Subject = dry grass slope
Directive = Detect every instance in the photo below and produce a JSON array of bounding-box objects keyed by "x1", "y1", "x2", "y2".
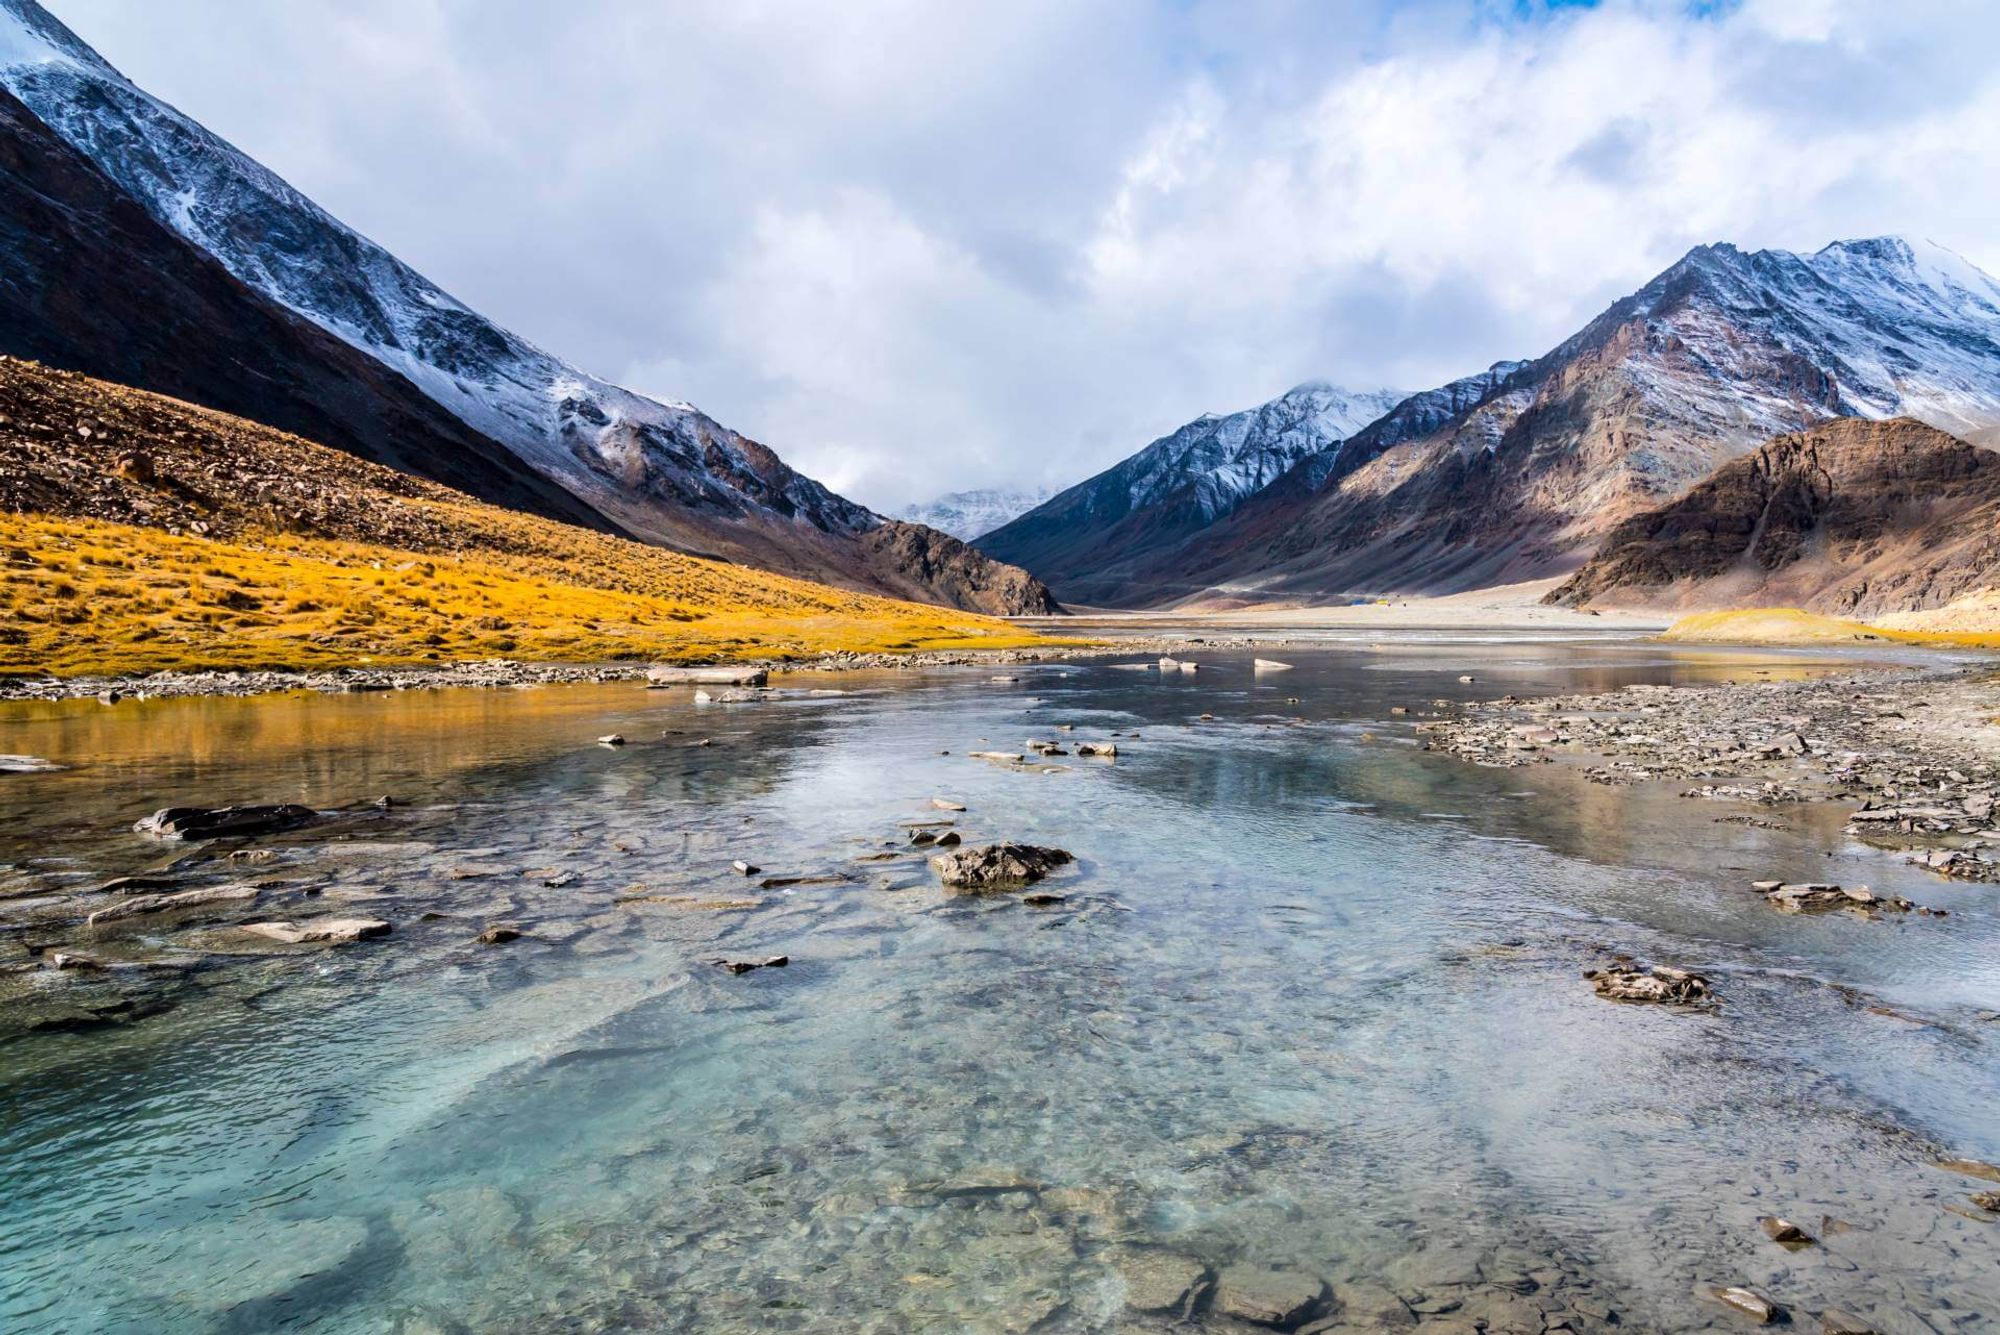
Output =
[
  {"x1": 0, "y1": 359, "x2": 1071, "y2": 677},
  {"x1": 1659, "y1": 608, "x2": 2000, "y2": 651}
]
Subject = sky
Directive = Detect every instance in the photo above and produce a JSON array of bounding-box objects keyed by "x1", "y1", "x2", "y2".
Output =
[{"x1": 49, "y1": 0, "x2": 2000, "y2": 511}]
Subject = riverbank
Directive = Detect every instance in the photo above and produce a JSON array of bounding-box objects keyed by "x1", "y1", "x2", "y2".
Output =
[{"x1": 1417, "y1": 659, "x2": 2000, "y2": 883}]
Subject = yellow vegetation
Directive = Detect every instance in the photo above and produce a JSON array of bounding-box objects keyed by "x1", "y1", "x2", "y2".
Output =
[
  {"x1": 1659, "y1": 607, "x2": 2000, "y2": 651},
  {"x1": 0, "y1": 513, "x2": 1074, "y2": 678}
]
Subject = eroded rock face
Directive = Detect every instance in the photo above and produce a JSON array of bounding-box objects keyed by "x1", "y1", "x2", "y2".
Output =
[
  {"x1": 1550, "y1": 418, "x2": 2000, "y2": 616},
  {"x1": 855, "y1": 520, "x2": 1061, "y2": 616},
  {"x1": 930, "y1": 843, "x2": 1073, "y2": 893}
]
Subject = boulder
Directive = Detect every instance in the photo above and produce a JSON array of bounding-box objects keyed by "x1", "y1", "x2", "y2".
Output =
[
  {"x1": 133, "y1": 804, "x2": 318, "y2": 840},
  {"x1": 476, "y1": 926, "x2": 522, "y2": 945},
  {"x1": 931, "y1": 843, "x2": 1073, "y2": 893},
  {"x1": 1759, "y1": 1215, "x2": 1814, "y2": 1247},
  {"x1": 1585, "y1": 961, "x2": 1715, "y2": 1006},
  {"x1": 241, "y1": 918, "x2": 390, "y2": 945}
]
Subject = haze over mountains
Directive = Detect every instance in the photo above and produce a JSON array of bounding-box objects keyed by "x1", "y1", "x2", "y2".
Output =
[
  {"x1": 987, "y1": 237, "x2": 2000, "y2": 609},
  {"x1": 0, "y1": 0, "x2": 1054, "y2": 616}
]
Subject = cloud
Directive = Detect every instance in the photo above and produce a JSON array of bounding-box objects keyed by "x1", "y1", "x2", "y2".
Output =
[{"x1": 47, "y1": 0, "x2": 2000, "y2": 508}]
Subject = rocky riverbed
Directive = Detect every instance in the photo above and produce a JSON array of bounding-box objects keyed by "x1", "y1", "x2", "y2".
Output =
[
  {"x1": 1417, "y1": 662, "x2": 2000, "y2": 888},
  {"x1": 0, "y1": 635, "x2": 1303, "y2": 703}
]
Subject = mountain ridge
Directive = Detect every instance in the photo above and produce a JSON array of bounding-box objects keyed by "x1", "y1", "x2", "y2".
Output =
[{"x1": 0, "y1": 0, "x2": 1054, "y2": 615}]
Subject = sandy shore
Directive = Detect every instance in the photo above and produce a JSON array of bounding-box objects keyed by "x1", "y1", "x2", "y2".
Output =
[{"x1": 1027, "y1": 578, "x2": 1672, "y2": 633}]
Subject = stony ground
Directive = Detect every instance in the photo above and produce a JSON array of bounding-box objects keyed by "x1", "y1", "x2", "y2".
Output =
[{"x1": 1417, "y1": 662, "x2": 2000, "y2": 884}]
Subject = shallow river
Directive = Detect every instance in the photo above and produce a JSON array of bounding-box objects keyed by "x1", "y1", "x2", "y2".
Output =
[{"x1": 1, "y1": 637, "x2": 1996, "y2": 1333}]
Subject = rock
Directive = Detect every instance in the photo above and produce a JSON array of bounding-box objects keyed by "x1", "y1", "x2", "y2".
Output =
[
  {"x1": 1212, "y1": 1265, "x2": 1328, "y2": 1329},
  {"x1": 476, "y1": 926, "x2": 522, "y2": 945},
  {"x1": 731, "y1": 860, "x2": 760, "y2": 876},
  {"x1": 1113, "y1": 1250, "x2": 1210, "y2": 1317},
  {"x1": 911, "y1": 831, "x2": 938, "y2": 847},
  {"x1": 1254, "y1": 659, "x2": 1294, "y2": 671},
  {"x1": 1971, "y1": 1190, "x2": 2000, "y2": 1212},
  {"x1": 1331, "y1": 1281, "x2": 1415, "y2": 1329},
  {"x1": 935, "y1": 832, "x2": 961, "y2": 848},
  {"x1": 1585, "y1": 961, "x2": 1715, "y2": 1006},
  {"x1": 240, "y1": 917, "x2": 390, "y2": 945},
  {"x1": 47, "y1": 951, "x2": 104, "y2": 970},
  {"x1": 1759, "y1": 1215, "x2": 1814, "y2": 1247},
  {"x1": 711, "y1": 954, "x2": 789, "y2": 975},
  {"x1": 646, "y1": 665, "x2": 767, "y2": 686},
  {"x1": 931, "y1": 843, "x2": 1074, "y2": 893},
  {"x1": 693, "y1": 687, "x2": 763, "y2": 703},
  {"x1": 0, "y1": 755, "x2": 63, "y2": 773},
  {"x1": 1075, "y1": 743, "x2": 1117, "y2": 757},
  {"x1": 931, "y1": 798, "x2": 967, "y2": 811},
  {"x1": 1708, "y1": 1286, "x2": 1781, "y2": 1324},
  {"x1": 1819, "y1": 1309, "x2": 1876, "y2": 1335},
  {"x1": 1021, "y1": 892, "x2": 1067, "y2": 906},
  {"x1": 597, "y1": 734, "x2": 625, "y2": 746},
  {"x1": 1935, "y1": 1157, "x2": 2000, "y2": 1183},
  {"x1": 133, "y1": 803, "x2": 318, "y2": 840},
  {"x1": 86, "y1": 883, "x2": 260, "y2": 925},
  {"x1": 1458, "y1": 675, "x2": 1477, "y2": 683}
]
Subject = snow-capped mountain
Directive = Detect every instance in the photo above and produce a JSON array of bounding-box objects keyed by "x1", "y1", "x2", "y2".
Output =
[
  {"x1": 978, "y1": 380, "x2": 1402, "y2": 601},
  {"x1": 895, "y1": 487, "x2": 1056, "y2": 541},
  {"x1": 1147, "y1": 237, "x2": 2000, "y2": 604},
  {"x1": 0, "y1": 0, "x2": 1054, "y2": 613}
]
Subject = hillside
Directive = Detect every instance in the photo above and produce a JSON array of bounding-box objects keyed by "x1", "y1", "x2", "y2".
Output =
[
  {"x1": 0, "y1": 357, "x2": 1058, "y2": 677},
  {"x1": 1547, "y1": 417, "x2": 2000, "y2": 617},
  {"x1": 0, "y1": 0, "x2": 1052, "y2": 616},
  {"x1": 1026, "y1": 238, "x2": 2000, "y2": 606}
]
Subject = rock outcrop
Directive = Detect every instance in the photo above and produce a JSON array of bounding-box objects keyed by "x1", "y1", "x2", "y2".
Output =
[{"x1": 1547, "y1": 418, "x2": 2000, "y2": 617}]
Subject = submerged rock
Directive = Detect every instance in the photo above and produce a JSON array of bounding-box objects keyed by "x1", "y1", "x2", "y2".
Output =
[
  {"x1": 1585, "y1": 961, "x2": 1715, "y2": 1006},
  {"x1": 1820, "y1": 1309, "x2": 1876, "y2": 1335},
  {"x1": 1113, "y1": 1250, "x2": 1210, "y2": 1317},
  {"x1": 476, "y1": 925, "x2": 522, "y2": 945},
  {"x1": 711, "y1": 955, "x2": 789, "y2": 975},
  {"x1": 133, "y1": 804, "x2": 318, "y2": 840},
  {"x1": 86, "y1": 883, "x2": 260, "y2": 925},
  {"x1": 1212, "y1": 1264, "x2": 1328, "y2": 1329},
  {"x1": 1936, "y1": 1156, "x2": 2000, "y2": 1183},
  {"x1": 240, "y1": 917, "x2": 390, "y2": 945},
  {"x1": 931, "y1": 843, "x2": 1073, "y2": 893},
  {"x1": 1759, "y1": 1215, "x2": 1815, "y2": 1247},
  {"x1": 1708, "y1": 1285, "x2": 1781, "y2": 1324}
]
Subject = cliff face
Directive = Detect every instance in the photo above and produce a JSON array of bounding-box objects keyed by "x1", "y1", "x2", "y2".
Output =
[
  {"x1": 1548, "y1": 417, "x2": 2000, "y2": 617},
  {"x1": 856, "y1": 522, "x2": 1061, "y2": 616}
]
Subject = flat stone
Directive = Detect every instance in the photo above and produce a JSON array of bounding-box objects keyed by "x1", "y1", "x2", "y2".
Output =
[
  {"x1": 240, "y1": 917, "x2": 389, "y2": 945},
  {"x1": 87, "y1": 883, "x2": 260, "y2": 925},
  {"x1": 1332, "y1": 1281, "x2": 1415, "y2": 1329},
  {"x1": 1213, "y1": 1265, "x2": 1328, "y2": 1329},
  {"x1": 1113, "y1": 1250, "x2": 1210, "y2": 1316},
  {"x1": 1708, "y1": 1285, "x2": 1781, "y2": 1324},
  {"x1": 931, "y1": 798, "x2": 967, "y2": 811},
  {"x1": 1936, "y1": 1157, "x2": 2000, "y2": 1183},
  {"x1": 646, "y1": 665, "x2": 767, "y2": 686}
]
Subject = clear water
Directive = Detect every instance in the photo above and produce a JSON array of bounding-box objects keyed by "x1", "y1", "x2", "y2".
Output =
[{"x1": 1, "y1": 639, "x2": 1996, "y2": 1333}]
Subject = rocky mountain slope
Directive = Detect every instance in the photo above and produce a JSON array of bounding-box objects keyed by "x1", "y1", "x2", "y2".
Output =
[
  {"x1": 0, "y1": 0, "x2": 1052, "y2": 615},
  {"x1": 979, "y1": 380, "x2": 1401, "y2": 604},
  {"x1": 1546, "y1": 417, "x2": 2000, "y2": 618},
  {"x1": 896, "y1": 487, "x2": 1054, "y2": 541},
  {"x1": 1026, "y1": 237, "x2": 2000, "y2": 606},
  {"x1": 0, "y1": 353, "x2": 1050, "y2": 675}
]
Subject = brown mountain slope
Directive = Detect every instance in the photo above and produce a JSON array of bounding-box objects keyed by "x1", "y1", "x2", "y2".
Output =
[
  {"x1": 1547, "y1": 418, "x2": 2000, "y2": 616},
  {"x1": 0, "y1": 354, "x2": 1059, "y2": 675},
  {"x1": 0, "y1": 87, "x2": 614, "y2": 535},
  {"x1": 0, "y1": 85, "x2": 1053, "y2": 615}
]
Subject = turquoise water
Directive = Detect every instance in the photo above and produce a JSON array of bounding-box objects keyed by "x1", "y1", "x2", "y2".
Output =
[{"x1": 1, "y1": 640, "x2": 1996, "y2": 1332}]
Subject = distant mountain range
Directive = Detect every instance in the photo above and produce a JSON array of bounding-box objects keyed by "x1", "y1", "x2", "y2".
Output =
[
  {"x1": 986, "y1": 236, "x2": 2000, "y2": 608},
  {"x1": 979, "y1": 381, "x2": 1403, "y2": 605},
  {"x1": 0, "y1": 0, "x2": 1054, "y2": 615},
  {"x1": 895, "y1": 488, "x2": 1055, "y2": 541}
]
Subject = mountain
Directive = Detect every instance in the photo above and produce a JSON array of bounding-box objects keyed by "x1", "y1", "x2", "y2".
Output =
[
  {"x1": 1107, "y1": 236, "x2": 2000, "y2": 606},
  {"x1": 896, "y1": 487, "x2": 1056, "y2": 541},
  {"x1": 1547, "y1": 417, "x2": 2000, "y2": 618},
  {"x1": 0, "y1": 0, "x2": 1053, "y2": 616},
  {"x1": 979, "y1": 380, "x2": 1403, "y2": 605}
]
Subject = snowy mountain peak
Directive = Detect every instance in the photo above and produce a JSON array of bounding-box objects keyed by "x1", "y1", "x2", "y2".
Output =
[
  {"x1": 896, "y1": 487, "x2": 1057, "y2": 542},
  {"x1": 0, "y1": 0, "x2": 113, "y2": 75}
]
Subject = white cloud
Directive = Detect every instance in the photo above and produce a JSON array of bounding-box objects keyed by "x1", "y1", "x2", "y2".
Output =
[{"x1": 45, "y1": 0, "x2": 2000, "y2": 509}]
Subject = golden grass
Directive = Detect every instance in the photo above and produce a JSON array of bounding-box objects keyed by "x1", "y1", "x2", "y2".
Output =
[
  {"x1": 0, "y1": 513, "x2": 1077, "y2": 678},
  {"x1": 1659, "y1": 607, "x2": 2000, "y2": 651}
]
